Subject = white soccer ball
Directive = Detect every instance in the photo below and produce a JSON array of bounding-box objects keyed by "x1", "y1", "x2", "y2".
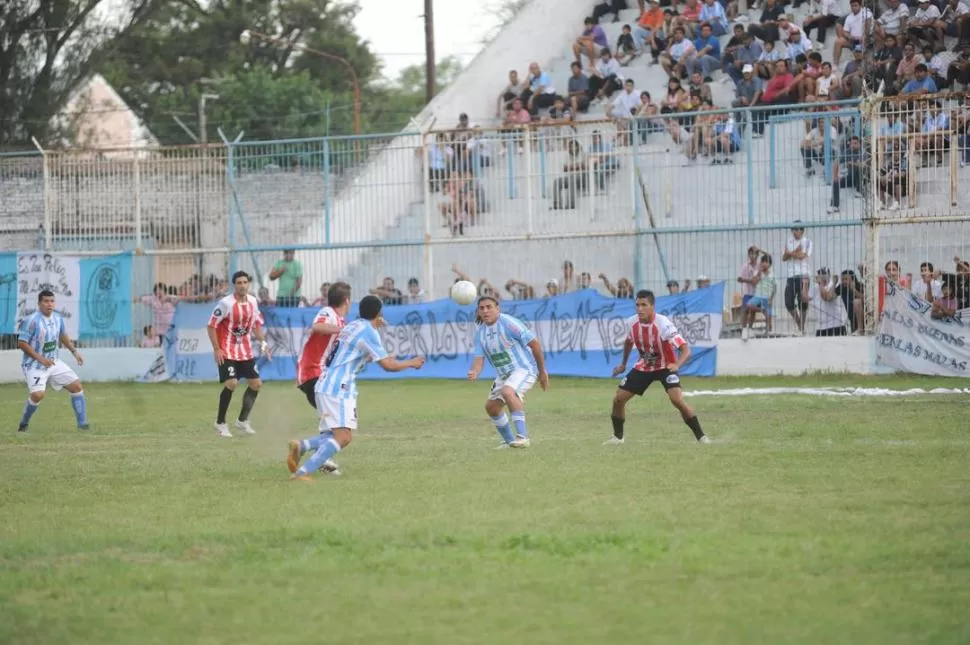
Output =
[
  {"x1": 239, "y1": 30, "x2": 252, "y2": 45},
  {"x1": 451, "y1": 280, "x2": 478, "y2": 306}
]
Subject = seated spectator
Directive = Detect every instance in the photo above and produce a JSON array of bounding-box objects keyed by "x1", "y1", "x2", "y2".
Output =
[
  {"x1": 755, "y1": 39, "x2": 785, "y2": 80},
  {"x1": 755, "y1": 60, "x2": 797, "y2": 135},
  {"x1": 871, "y1": 34, "x2": 903, "y2": 94},
  {"x1": 723, "y1": 29, "x2": 763, "y2": 87},
  {"x1": 660, "y1": 75, "x2": 688, "y2": 117},
  {"x1": 921, "y1": 45, "x2": 949, "y2": 88},
  {"x1": 907, "y1": 0, "x2": 943, "y2": 52},
  {"x1": 803, "y1": 0, "x2": 841, "y2": 46},
  {"x1": 574, "y1": 17, "x2": 609, "y2": 64},
  {"x1": 953, "y1": 0, "x2": 970, "y2": 48},
  {"x1": 672, "y1": 0, "x2": 703, "y2": 37},
  {"x1": 592, "y1": 0, "x2": 628, "y2": 25},
  {"x1": 687, "y1": 71, "x2": 713, "y2": 105},
  {"x1": 785, "y1": 26, "x2": 813, "y2": 67},
  {"x1": 616, "y1": 24, "x2": 638, "y2": 65},
  {"x1": 566, "y1": 62, "x2": 591, "y2": 114},
  {"x1": 747, "y1": 0, "x2": 787, "y2": 45},
  {"x1": 686, "y1": 102, "x2": 718, "y2": 160},
  {"x1": 900, "y1": 63, "x2": 938, "y2": 95},
  {"x1": 523, "y1": 62, "x2": 557, "y2": 114},
  {"x1": 828, "y1": 134, "x2": 866, "y2": 213},
  {"x1": 733, "y1": 64, "x2": 764, "y2": 134},
  {"x1": 634, "y1": 91, "x2": 664, "y2": 142},
  {"x1": 834, "y1": 0, "x2": 873, "y2": 66},
  {"x1": 816, "y1": 62, "x2": 839, "y2": 99},
  {"x1": 667, "y1": 86, "x2": 703, "y2": 144},
  {"x1": 699, "y1": 0, "x2": 729, "y2": 37},
  {"x1": 608, "y1": 79, "x2": 641, "y2": 145},
  {"x1": 502, "y1": 98, "x2": 532, "y2": 152},
  {"x1": 712, "y1": 111, "x2": 741, "y2": 163},
  {"x1": 794, "y1": 51, "x2": 824, "y2": 101},
  {"x1": 544, "y1": 95, "x2": 573, "y2": 124},
  {"x1": 588, "y1": 48, "x2": 623, "y2": 102},
  {"x1": 895, "y1": 42, "x2": 921, "y2": 92},
  {"x1": 551, "y1": 139, "x2": 587, "y2": 210},
  {"x1": 877, "y1": 147, "x2": 909, "y2": 211},
  {"x1": 685, "y1": 22, "x2": 722, "y2": 80},
  {"x1": 589, "y1": 130, "x2": 619, "y2": 191},
  {"x1": 800, "y1": 113, "x2": 839, "y2": 176},
  {"x1": 948, "y1": 46, "x2": 970, "y2": 93},
  {"x1": 875, "y1": 0, "x2": 909, "y2": 48},
  {"x1": 661, "y1": 26, "x2": 695, "y2": 78},
  {"x1": 634, "y1": 0, "x2": 666, "y2": 62},
  {"x1": 496, "y1": 70, "x2": 525, "y2": 118},
  {"x1": 914, "y1": 101, "x2": 950, "y2": 164}
]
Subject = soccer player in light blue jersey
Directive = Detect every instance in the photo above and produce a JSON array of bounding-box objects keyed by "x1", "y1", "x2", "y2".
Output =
[
  {"x1": 17, "y1": 290, "x2": 89, "y2": 432},
  {"x1": 287, "y1": 295, "x2": 425, "y2": 480},
  {"x1": 467, "y1": 295, "x2": 549, "y2": 449}
]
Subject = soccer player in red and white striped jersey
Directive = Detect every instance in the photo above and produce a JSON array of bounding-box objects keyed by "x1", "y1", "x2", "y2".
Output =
[
  {"x1": 296, "y1": 282, "x2": 351, "y2": 409},
  {"x1": 606, "y1": 289, "x2": 710, "y2": 445},
  {"x1": 206, "y1": 271, "x2": 271, "y2": 438}
]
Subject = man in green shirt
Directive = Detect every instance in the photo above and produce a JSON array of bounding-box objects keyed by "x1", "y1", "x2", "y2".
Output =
[{"x1": 269, "y1": 249, "x2": 303, "y2": 308}]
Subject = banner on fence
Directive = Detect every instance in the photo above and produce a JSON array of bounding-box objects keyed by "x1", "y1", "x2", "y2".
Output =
[
  {"x1": 166, "y1": 284, "x2": 724, "y2": 382},
  {"x1": 876, "y1": 282, "x2": 969, "y2": 377},
  {"x1": 0, "y1": 252, "x2": 133, "y2": 339}
]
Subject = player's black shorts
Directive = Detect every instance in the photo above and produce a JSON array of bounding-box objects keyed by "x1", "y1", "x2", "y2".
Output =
[
  {"x1": 297, "y1": 377, "x2": 318, "y2": 408},
  {"x1": 619, "y1": 368, "x2": 682, "y2": 396},
  {"x1": 784, "y1": 276, "x2": 809, "y2": 312},
  {"x1": 218, "y1": 359, "x2": 259, "y2": 383}
]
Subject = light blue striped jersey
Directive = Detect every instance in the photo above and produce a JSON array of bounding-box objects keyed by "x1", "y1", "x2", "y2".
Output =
[
  {"x1": 473, "y1": 313, "x2": 537, "y2": 379},
  {"x1": 315, "y1": 319, "x2": 388, "y2": 399},
  {"x1": 18, "y1": 311, "x2": 65, "y2": 371}
]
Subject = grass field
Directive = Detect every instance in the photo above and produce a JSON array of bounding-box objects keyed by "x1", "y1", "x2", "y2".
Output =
[{"x1": 1, "y1": 374, "x2": 969, "y2": 645}]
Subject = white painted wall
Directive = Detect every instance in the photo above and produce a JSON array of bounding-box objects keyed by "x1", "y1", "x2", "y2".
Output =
[
  {"x1": 0, "y1": 339, "x2": 896, "y2": 384},
  {"x1": 294, "y1": 0, "x2": 597, "y2": 293}
]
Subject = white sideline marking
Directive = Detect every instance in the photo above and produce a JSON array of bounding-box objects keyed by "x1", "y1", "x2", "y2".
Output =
[{"x1": 682, "y1": 387, "x2": 970, "y2": 398}]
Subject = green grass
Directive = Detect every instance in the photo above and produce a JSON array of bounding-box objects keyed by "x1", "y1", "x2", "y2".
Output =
[{"x1": 1, "y1": 374, "x2": 969, "y2": 645}]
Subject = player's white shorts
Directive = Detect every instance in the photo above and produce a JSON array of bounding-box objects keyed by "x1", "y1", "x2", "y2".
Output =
[
  {"x1": 23, "y1": 360, "x2": 79, "y2": 394},
  {"x1": 488, "y1": 368, "x2": 537, "y2": 402},
  {"x1": 315, "y1": 393, "x2": 358, "y2": 431}
]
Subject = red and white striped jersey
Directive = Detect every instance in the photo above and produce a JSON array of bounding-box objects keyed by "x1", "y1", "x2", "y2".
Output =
[
  {"x1": 296, "y1": 306, "x2": 344, "y2": 385},
  {"x1": 208, "y1": 294, "x2": 264, "y2": 361},
  {"x1": 626, "y1": 313, "x2": 686, "y2": 372}
]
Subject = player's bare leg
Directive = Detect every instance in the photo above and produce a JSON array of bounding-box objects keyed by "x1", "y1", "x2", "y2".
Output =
[
  {"x1": 607, "y1": 389, "x2": 635, "y2": 444},
  {"x1": 501, "y1": 387, "x2": 530, "y2": 448},
  {"x1": 667, "y1": 387, "x2": 709, "y2": 443},
  {"x1": 215, "y1": 378, "x2": 237, "y2": 437},
  {"x1": 64, "y1": 379, "x2": 89, "y2": 430},
  {"x1": 235, "y1": 377, "x2": 260, "y2": 436},
  {"x1": 486, "y1": 397, "x2": 515, "y2": 448}
]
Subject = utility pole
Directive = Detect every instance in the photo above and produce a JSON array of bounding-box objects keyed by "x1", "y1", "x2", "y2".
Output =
[{"x1": 423, "y1": 0, "x2": 436, "y2": 104}]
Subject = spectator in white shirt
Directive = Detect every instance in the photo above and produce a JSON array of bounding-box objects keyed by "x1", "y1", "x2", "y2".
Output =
[
  {"x1": 919, "y1": 262, "x2": 944, "y2": 303},
  {"x1": 907, "y1": 0, "x2": 943, "y2": 52},
  {"x1": 834, "y1": 0, "x2": 873, "y2": 66},
  {"x1": 803, "y1": 0, "x2": 842, "y2": 46},
  {"x1": 782, "y1": 222, "x2": 812, "y2": 334},
  {"x1": 609, "y1": 79, "x2": 640, "y2": 145},
  {"x1": 588, "y1": 48, "x2": 623, "y2": 102},
  {"x1": 661, "y1": 27, "x2": 696, "y2": 79},
  {"x1": 920, "y1": 45, "x2": 949, "y2": 87},
  {"x1": 808, "y1": 268, "x2": 848, "y2": 336},
  {"x1": 875, "y1": 0, "x2": 909, "y2": 47}
]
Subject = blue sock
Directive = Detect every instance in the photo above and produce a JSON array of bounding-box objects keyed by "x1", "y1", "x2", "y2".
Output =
[
  {"x1": 491, "y1": 414, "x2": 514, "y2": 444},
  {"x1": 297, "y1": 434, "x2": 341, "y2": 475},
  {"x1": 70, "y1": 391, "x2": 87, "y2": 427},
  {"x1": 301, "y1": 432, "x2": 329, "y2": 454},
  {"x1": 511, "y1": 411, "x2": 527, "y2": 438},
  {"x1": 20, "y1": 399, "x2": 39, "y2": 427}
]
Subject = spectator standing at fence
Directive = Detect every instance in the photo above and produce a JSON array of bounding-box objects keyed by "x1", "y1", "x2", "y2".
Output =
[
  {"x1": 836, "y1": 269, "x2": 864, "y2": 333},
  {"x1": 269, "y1": 249, "x2": 303, "y2": 308},
  {"x1": 782, "y1": 222, "x2": 812, "y2": 335},
  {"x1": 134, "y1": 282, "x2": 178, "y2": 346},
  {"x1": 404, "y1": 278, "x2": 426, "y2": 304},
  {"x1": 829, "y1": 134, "x2": 867, "y2": 213},
  {"x1": 808, "y1": 268, "x2": 848, "y2": 336},
  {"x1": 918, "y1": 262, "x2": 944, "y2": 305},
  {"x1": 371, "y1": 277, "x2": 403, "y2": 306},
  {"x1": 737, "y1": 245, "x2": 761, "y2": 311},
  {"x1": 742, "y1": 253, "x2": 776, "y2": 339},
  {"x1": 948, "y1": 257, "x2": 970, "y2": 310}
]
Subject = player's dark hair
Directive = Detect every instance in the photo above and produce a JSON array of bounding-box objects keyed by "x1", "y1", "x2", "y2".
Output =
[
  {"x1": 231, "y1": 271, "x2": 250, "y2": 284},
  {"x1": 635, "y1": 289, "x2": 655, "y2": 304},
  {"x1": 474, "y1": 295, "x2": 500, "y2": 325},
  {"x1": 38, "y1": 289, "x2": 54, "y2": 302},
  {"x1": 327, "y1": 281, "x2": 351, "y2": 308},
  {"x1": 359, "y1": 295, "x2": 383, "y2": 320}
]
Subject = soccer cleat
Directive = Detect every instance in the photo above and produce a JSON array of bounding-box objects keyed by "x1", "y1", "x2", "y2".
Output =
[
  {"x1": 603, "y1": 436, "x2": 625, "y2": 445},
  {"x1": 509, "y1": 436, "x2": 531, "y2": 449},
  {"x1": 320, "y1": 460, "x2": 342, "y2": 476},
  {"x1": 495, "y1": 442, "x2": 511, "y2": 450},
  {"x1": 699, "y1": 436, "x2": 713, "y2": 444},
  {"x1": 214, "y1": 422, "x2": 232, "y2": 438},
  {"x1": 18, "y1": 424, "x2": 28, "y2": 433},
  {"x1": 77, "y1": 424, "x2": 89, "y2": 431},
  {"x1": 287, "y1": 440, "x2": 304, "y2": 473},
  {"x1": 235, "y1": 420, "x2": 256, "y2": 436}
]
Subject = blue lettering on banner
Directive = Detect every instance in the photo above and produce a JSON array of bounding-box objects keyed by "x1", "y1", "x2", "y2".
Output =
[
  {"x1": 168, "y1": 284, "x2": 725, "y2": 382},
  {"x1": 0, "y1": 253, "x2": 17, "y2": 334}
]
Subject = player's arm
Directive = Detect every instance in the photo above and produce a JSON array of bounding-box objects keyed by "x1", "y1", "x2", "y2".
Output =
[
  {"x1": 527, "y1": 338, "x2": 549, "y2": 390},
  {"x1": 207, "y1": 303, "x2": 228, "y2": 364},
  {"x1": 58, "y1": 329, "x2": 84, "y2": 366},
  {"x1": 252, "y1": 310, "x2": 271, "y2": 359},
  {"x1": 468, "y1": 329, "x2": 485, "y2": 380},
  {"x1": 612, "y1": 337, "x2": 634, "y2": 376},
  {"x1": 671, "y1": 340, "x2": 691, "y2": 372},
  {"x1": 311, "y1": 318, "x2": 342, "y2": 335}
]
